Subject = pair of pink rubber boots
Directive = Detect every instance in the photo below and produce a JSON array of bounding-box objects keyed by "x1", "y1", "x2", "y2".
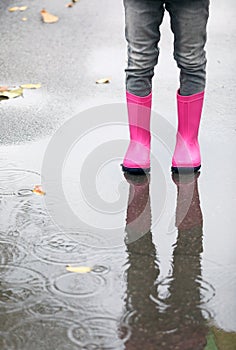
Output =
[{"x1": 122, "y1": 90, "x2": 204, "y2": 173}]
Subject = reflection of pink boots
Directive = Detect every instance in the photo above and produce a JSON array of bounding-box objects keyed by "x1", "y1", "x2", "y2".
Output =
[
  {"x1": 124, "y1": 173, "x2": 151, "y2": 244},
  {"x1": 122, "y1": 91, "x2": 152, "y2": 174},
  {"x1": 172, "y1": 90, "x2": 204, "y2": 173}
]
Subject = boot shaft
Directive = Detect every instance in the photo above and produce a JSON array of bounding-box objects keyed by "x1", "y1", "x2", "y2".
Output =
[
  {"x1": 177, "y1": 90, "x2": 204, "y2": 142},
  {"x1": 126, "y1": 91, "x2": 152, "y2": 145}
]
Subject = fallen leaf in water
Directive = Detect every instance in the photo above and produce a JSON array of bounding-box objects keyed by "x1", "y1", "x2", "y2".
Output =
[
  {"x1": 20, "y1": 83, "x2": 41, "y2": 89},
  {"x1": 8, "y1": 6, "x2": 20, "y2": 12},
  {"x1": 41, "y1": 9, "x2": 59, "y2": 23},
  {"x1": 66, "y1": 2, "x2": 74, "y2": 7},
  {"x1": 96, "y1": 78, "x2": 110, "y2": 84},
  {"x1": 0, "y1": 87, "x2": 23, "y2": 99},
  {"x1": 22, "y1": 17, "x2": 27, "y2": 21},
  {"x1": 33, "y1": 185, "x2": 46, "y2": 196},
  {"x1": 19, "y1": 6, "x2": 27, "y2": 11},
  {"x1": 8, "y1": 6, "x2": 27, "y2": 12},
  {"x1": 66, "y1": 265, "x2": 92, "y2": 273}
]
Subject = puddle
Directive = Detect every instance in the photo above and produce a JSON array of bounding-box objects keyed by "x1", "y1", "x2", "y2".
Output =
[
  {"x1": 4, "y1": 318, "x2": 86, "y2": 350},
  {"x1": 32, "y1": 232, "x2": 90, "y2": 265},
  {"x1": 0, "y1": 265, "x2": 46, "y2": 314},
  {"x1": 68, "y1": 316, "x2": 131, "y2": 349},
  {"x1": 0, "y1": 168, "x2": 40, "y2": 197},
  {"x1": 50, "y1": 271, "x2": 107, "y2": 298},
  {"x1": 0, "y1": 238, "x2": 27, "y2": 265},
  {"x1": 0, "y1": 156, "x2": 235, "y2": 350}
]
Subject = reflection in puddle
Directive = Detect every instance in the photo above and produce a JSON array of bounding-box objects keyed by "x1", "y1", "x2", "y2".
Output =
[
  {"x1": 0, "y1": 169, "x2": 40, "y2": 196},
  {"x1": 0, "y1": 238, "x2": 27, "y2": 265},
  {"x1": 50, "y1": 271, "x2": 107, "y2": 298},
  {"x1": 8, "y1": 318, "x2": 86, "y2": 350},
  {"x1": 0, "y1": 169, "x2": 53, "y2": 243},
  {"x1": 123, "y1": 172, "x2": 215, "y2": 349},
  {"x1": 33, "y1": 233, "x2": 89, "y2": 264},
  {"x1": 0, "y1": 265, "x2": 46, "y2": 314},
  {"x1": 0, "y1": 167, "x2": 235, "y2": 349},
  {"x1": 69, "y1": 317, "x2": 131, "y2": 349},
  {"x1": 28, "y1": 297, "x2": 68, "y2": 317}
]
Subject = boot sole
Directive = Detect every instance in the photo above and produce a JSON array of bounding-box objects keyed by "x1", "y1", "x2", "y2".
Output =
[
  {"x1": 171, "y1": 165, "x2": 201, "y2": 174},
  {"x1": 121, "y1": 164, "x2": 150, "y2": 175}
]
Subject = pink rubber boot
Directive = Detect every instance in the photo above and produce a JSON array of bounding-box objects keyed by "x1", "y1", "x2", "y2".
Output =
[
  {"x1": 122, "y1": 91, "x2": 152, "y2": 174},
  {"x1": 172, "y1": 90, "x2": 204, "y2": 173}
]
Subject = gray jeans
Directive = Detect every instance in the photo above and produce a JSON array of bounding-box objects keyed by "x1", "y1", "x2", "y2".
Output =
[{"x1": 124, "y1": 0, "x2": 210, "y2": 96}]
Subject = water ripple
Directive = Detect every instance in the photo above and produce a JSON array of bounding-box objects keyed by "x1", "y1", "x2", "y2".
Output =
[
  {"x1": 28, "y1": 297, "x2": 70, "y2": 317},
  {"x1": 150, "y1": 275, "x2": 216, "y2": 317},
  {"x1": 65, "y1": 230, "x2": 111, "y2": 249},
  {"x1": 0, "y1": 265, "x2": 46, "y2": 314},
  {"x1": 50, "y1": 271, "x2": 106, "y2": 298},
  {"x1": 32, "y1": 233, "x2": 90, "y2": 264},
  {"x1": 0, "y1": 168, "x2": 40, "y2": 197},
  {"x1": 0, "y1": 238, "x2": 27, "y2": 265},
  {"x1": 2, "y1": 318, "x2": 86, "y2": 350},
  {"x1": 0, "y1": 168, "x2": 55, "y2": 239},
  {"x1": 68, "y1": 316, "x2": 131, "y2": 349},
  {"x1": 0, "y1": 333, "x2": 20, "y2": 350}
]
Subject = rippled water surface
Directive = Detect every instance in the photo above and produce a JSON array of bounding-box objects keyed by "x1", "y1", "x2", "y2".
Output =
[{"x1": 0, "y1": 152, "x2": 236, "y2": 350}]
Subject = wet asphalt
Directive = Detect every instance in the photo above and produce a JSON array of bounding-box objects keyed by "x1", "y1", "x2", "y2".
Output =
[{"x1": 0, "y1": 0, "x2": 236, "y2": 349}]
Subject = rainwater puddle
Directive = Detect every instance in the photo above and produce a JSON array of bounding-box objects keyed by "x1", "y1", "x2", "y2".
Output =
[
  {"x1": 0, "y1": 265, "x2": 46, "y2": 314},
  {"x1": 0, "y1": 160, "x2": 235, "y2": 350},
  {"x1": 0, "y1": 168, "x2": 40, "y2": 197},
  {"x1": 50, "y1": 271, "x2": 107, "y2": 298},
  {"x1": 1, "y1": 126, "x2": 236, "y2": 350},
  {"x1": 2, "y1": 318, "x2": 86, "y2": 350},
  {"x1": 68, "y1": 316, "x2": 131, "y2": 349},
  {"x1": 0, "y1": 238, "x2": 27, "y2": 265}
]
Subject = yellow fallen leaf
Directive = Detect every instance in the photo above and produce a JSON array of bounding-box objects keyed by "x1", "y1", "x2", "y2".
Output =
[
  {"x1": 0, "y1": 87, "x2": 23, "y2": 99},
  {"x1": 8, "y1": 7, "x2": 20, "y2": 12},
  {"x1": 33, "y1": 185, "x2": 46, "y2": 196},
  {"x1": 20, "y1": 83, "x2": 41, "y2": 89},
  {"x1": 19, "y1": 6, "x2": 27, "y2": 11},
  {"x1": 41, "y1": 9, "x2": 59, "y2": 24},
  {"x1": 8, "y1": 6, "x2": 27, "y2": 12},
  {"x1": 22, "y1": 17, "x2": 27, "y2": 21},
  {"x1": 66, "y1": 265, "x2": 92, "y2": 273},
  {"x1": 96, "y1": 78, "x2": 110, "y2": 84}
]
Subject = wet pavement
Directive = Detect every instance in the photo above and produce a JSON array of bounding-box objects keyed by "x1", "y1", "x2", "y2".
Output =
[{"x1": 1, "y1": 0, "x2": 236, "y2": 349}]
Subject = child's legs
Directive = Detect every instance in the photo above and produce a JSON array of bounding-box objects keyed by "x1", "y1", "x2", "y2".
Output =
[
  {"x1": 124, "y1": 0, "x2": 165, "y2": 96},
  {"x1": 166, "y1": 0, "x2": 209, "y2": 96}
]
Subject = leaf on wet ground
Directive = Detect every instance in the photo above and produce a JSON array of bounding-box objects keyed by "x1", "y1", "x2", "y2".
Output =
[
  {"x1": 19, "y1": 6, "x2": 27, "y2": 11},
  {"x1": 0, "y1": 84, "x2": 41, "y2": 101},
  {"x1": 8, "y1": 6, "x2": 28, "y2": 12},
  {"x1": 8, "y1": 6, "x2": 19, "y2": 12},
  {"x1": 66, "y1": 265, "x2": 92, "y2": 274},
  {"x1": 0, "y1": 87, "x2": 23, "y2": 99},
  {"x1": 22, "y1": 17, "x2": 27, "y2": 21},
  {"x1": 20, "y1": 83, "x2": 41, "y2": 89},
  {"x1": 33, "y1": 185, "x2": 46, "y2": 196},
  {"x1": 41, "y1": 9, "x2": 59, "y2": 23},
  {"x1": 96, "y1": 78, "x2": 110, "y2": 84}
]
